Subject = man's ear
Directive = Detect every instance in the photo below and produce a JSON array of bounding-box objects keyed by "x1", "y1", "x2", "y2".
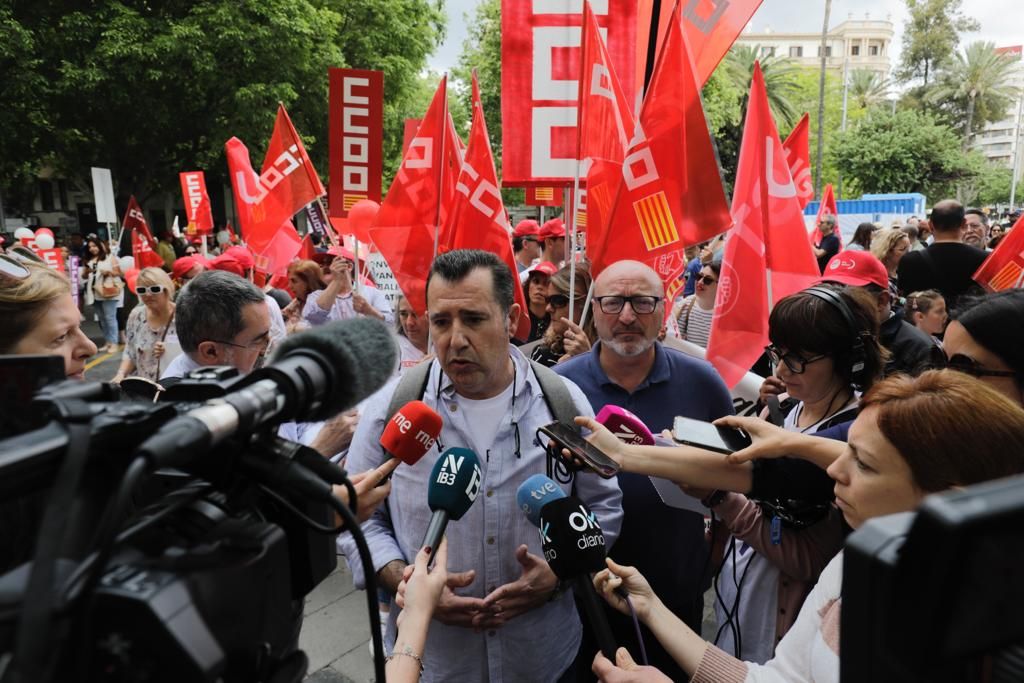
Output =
[
  {"x1": 507, "y1": 302, "x2": 522, "y2": 335},
  {"x1": 196, "y1": 341, "x2": 221, "y2": 363}
]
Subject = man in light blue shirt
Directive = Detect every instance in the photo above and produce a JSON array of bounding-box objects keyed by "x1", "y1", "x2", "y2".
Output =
[{"x1": 338, "y1": 250, "x2": 622, "y2": 682}]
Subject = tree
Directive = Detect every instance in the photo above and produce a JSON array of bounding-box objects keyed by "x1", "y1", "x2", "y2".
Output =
[
  {"x1": 847, "y1": 70, "x2": 891, "y2": 111},
  {"x1": 897, "y1": 0, "x2": 979, "y2": 85},
  {"x1": 1, "y1": 0, "x2": 445, "y2": 221},
  {"x1": 830, "y1": 109, "x2": 975, "y2": 199},
  {"x1": 724, "y1": 44, "x2": 801, "y2": 129},
  {"x1": 972, "y1": 162, "x2": 1014, "y2": 206},
  {"x1": 926, "y1": 41, "x2": 1019, "y2": 148}
]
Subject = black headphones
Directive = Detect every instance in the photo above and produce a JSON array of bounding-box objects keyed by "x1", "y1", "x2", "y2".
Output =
[{"x1": 803, "y1": 285, "x2": 869, "y2": 390}]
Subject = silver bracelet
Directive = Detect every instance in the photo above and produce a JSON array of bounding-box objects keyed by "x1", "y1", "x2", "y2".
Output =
[{"x1": 385, "y1": 647, "x2": 424, "y2": 675}]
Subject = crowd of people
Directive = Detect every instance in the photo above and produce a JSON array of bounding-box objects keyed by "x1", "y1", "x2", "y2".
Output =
[{"x1": 1, "y1": 196, "x2": 1023, "y2": 683}]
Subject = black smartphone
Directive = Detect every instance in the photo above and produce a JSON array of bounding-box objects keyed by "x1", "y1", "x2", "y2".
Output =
[
  {"x1": 538, "y1": 421, "x2": 621, "y2": 479},
  {"x1": 672, "y1": 416, "x2": 752, "y2": 454}
]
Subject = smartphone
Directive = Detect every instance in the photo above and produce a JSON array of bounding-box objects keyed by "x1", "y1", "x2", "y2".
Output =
[
  {"x1": 672, "y1": 416, "x2": 751, "y2": 454},
  {"x1": 538, "y1": 421, "x2": 621, "y2": 479}
]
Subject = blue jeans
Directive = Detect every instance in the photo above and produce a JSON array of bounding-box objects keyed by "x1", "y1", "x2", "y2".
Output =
[{"x1": 95, "y1": 299, "x2": 119, "y2": 345}]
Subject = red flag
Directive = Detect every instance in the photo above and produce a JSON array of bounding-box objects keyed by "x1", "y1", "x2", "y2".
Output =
[
  {"x1": 973, "y1": 215, "x2": 1024, "y2": 291},
  {"x1": 263, "y1": 104, "x2": 326, "y2": 211},
  {"x1": 122, "y1": 195, "x2": 165, "y2": 269},
  {"x1": 782, "y1": 113, "x2": 813, "y2": 209},
  {"x1": 592, "y1": 11, "x2": 731, "y2": 301},
  {"x1": 810, "y1": 183, "x2": 841, "y2": 248},
  {"x1": 369, "y1": 76, "x2": 450, "y2": 314},
  {"x1": 706, "y1": 62, "x2": 820, "y2": 388},
  {"x1": 576, "y1": 0, "x2": 635, "y2": 254},
  {"x1": 446, "y1": 72, "x2": 531, "y2": 341},
  {"x1": 298, "y1": 234, "x2": 316, "y2": 261},
  {"x1": 179, "y1": 171, "x2": 215, "y2": 236},
  {"x1": 225, "y1": 137, "x2": 303, "y2": 274}
]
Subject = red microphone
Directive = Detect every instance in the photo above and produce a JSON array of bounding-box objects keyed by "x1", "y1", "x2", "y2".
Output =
[
  {"x1": 380, "y1": 400, "x2": 443, "y2": 466},
  {"x1": 595, "y1": 405, "x2": 655, "y2": 445}
]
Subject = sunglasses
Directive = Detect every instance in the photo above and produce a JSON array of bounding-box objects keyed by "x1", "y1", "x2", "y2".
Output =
[
  {"x1": 545, "y1": 294, "x2": 582, "y2": 308},
  {"x1": 0, "y1": 254, "x2": 31, "y2": 281},
  {"x1": 697, "y1": 275, "x2": 718, "y2": 286},
  {"x1": 135, "y1": 285, "x2": 167, "y2": 295},
  {"x1": 942, "y1": 353, "x2": 1017, "y2": 379},
  {"x1": 764, "y1": 345, "x2": 829, "y2": 374}
]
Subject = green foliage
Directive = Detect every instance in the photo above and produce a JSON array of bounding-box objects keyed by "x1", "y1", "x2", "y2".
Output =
[
  {"x1": 926, "y1": 41, "x2": 1020, "y2": 142},
  {"x1": 972, "y1": 162, "x2": 1014, "y2": 206},
  {"x1": 2, "y1": 0, "x2": 445, "y2": 216},
  {"x1": 830, "y1": 109, "x2": 975, "y2": 198},
  {"x1": 847, "y1": 70, "x2": 891, "y2": 111},
  {"x1": 897, "y1": 0, "x2": 979, "y2": 85},
  {"x1": 724, "y1": 44, "x2": 802, "y2": 130}
]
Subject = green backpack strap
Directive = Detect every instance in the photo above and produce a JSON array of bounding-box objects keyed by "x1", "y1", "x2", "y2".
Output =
[
  {"x1": 385, "y1": 360, "x2": 434, "y2": 424},
  {"x1": 528, "y1": 360, "x2": 579, "y2": 428}
]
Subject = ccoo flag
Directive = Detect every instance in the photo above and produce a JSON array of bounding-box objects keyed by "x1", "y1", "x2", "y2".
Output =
[
  {"x1": 782, "y1": 113, "x2": 813, "y2": 209},
  {"x1": 446, "y1": 72, "x2": 531, "y2": 341},
  {"x1": 592, "y1": 9, "x2": 731, "y2": 301},
  {"x1": 122, "y1": 196, "x2": 165, "y2": 269},
  {"x1": 706, "y1": 62, "x2": 820, "y2": 388}
]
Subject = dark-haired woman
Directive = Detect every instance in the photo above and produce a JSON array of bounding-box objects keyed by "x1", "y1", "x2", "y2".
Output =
[
  {"x1": 844, "y1": 222, "x2": 876, "y2": 252},
  {"x1": 530, "y1": 263, "x2": 595, "y2": 367},
  {"x1": 944, "y1": 289, "x2": 1024, "y2": 406},
  {"x1": 81, "y1": 236, "x2": 122, "y2": 353}
]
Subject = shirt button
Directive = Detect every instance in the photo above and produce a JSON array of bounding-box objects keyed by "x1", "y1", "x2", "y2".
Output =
[
  {"x1": 449, "y1": 404, "x2": 458, "y2": 412},
  {"x1": 486, "y1": 489, "x2": 494, "y2": 498},
  {"x1": 487, "y1": 536, "x2": 495, "y2": 545}
]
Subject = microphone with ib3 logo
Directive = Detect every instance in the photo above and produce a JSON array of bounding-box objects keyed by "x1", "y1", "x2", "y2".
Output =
[
  {"x1": 421, "y1": 447, "x2": 483, "y2": 564},
  {"x1": 520, "y1": 478, "x2": 618, "y2": 660}
]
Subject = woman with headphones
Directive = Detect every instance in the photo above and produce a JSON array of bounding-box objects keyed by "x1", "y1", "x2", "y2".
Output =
[{"x1": 689, "y1": 285, "x2": 888, "y2": 664}]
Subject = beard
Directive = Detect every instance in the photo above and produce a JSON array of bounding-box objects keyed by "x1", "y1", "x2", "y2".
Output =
[{"x1": 603, "y1": 335, "x2": 655, "y2": 358}]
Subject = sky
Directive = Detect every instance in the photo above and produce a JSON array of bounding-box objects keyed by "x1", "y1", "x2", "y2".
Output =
[{"x1": 427, "y1": 0, "x2": 1022, "y2": 75}]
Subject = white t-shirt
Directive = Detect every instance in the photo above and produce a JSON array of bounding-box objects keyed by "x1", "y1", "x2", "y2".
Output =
[
  {"x1": 397, "y1": 334, "x2": 427, "y2": 374},
  {"x1": 452, "y1": 380, "x2": 515, "y2": 457}
]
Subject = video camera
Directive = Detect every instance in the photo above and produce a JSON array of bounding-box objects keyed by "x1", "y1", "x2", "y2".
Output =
[{"x1": 0, "y1": 318, "x2": 397, "y2": 683}]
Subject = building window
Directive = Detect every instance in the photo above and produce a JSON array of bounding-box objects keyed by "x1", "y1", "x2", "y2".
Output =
[
  {"x1": 38, "y1": 180, "x2": 54, "y2": 212},
  {"x1": 869, "y1": 45, "x2": 879, "y2": 56},
  {"x1": 760, "y1": 46, "x2": 775, "y2": 58},
  {"x1": 817, "y1": 45, "x2": 832, "y2": 57},
  {"x1": 58, "y1": 180, "x2": 69, "y2": 211},
  {"x1": 789, "y1": 46, "x2": 803, "y2": 57},
  {"x1": 851, "y1": 45, "x2": 860, "y2": 56}
]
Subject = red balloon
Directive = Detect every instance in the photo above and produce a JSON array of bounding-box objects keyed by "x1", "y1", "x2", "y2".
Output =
[{"x1": 348, "y1": 200, "x2": 380, "y2": 242}]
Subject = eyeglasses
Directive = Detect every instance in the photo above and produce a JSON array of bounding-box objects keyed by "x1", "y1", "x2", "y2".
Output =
[
  {"x1": 135, "y1": 285, "x2": 167, "y2": 295},
  {"x1": 697, "y1": 275, "x2": 718, "y2": 286},
  {"x1": 207, "y1": 334, "x2": 271, "y2": 352},
  {"x1": 942, "y1": 353, "x2": 1017, "y2": 379},
  {"x1": 593, "y1": 295, "x2": 662, "y2": 315},
  {"x1": 765, "y1": 345, "x2": 829, "y2": 374}
]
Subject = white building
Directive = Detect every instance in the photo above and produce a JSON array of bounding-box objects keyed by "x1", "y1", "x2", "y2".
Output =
[
  {"x1": 970, "y1": 45, "x2": 1024, "y2": 173},
  {"x1": 736, "y1": 13, "x2": 894, "y2": 80}
]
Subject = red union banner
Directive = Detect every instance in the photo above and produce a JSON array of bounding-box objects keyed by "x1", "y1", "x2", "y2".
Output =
[
  {"x1": 179, "y1": 171, "x2": 214, "y2": 236},
  {"x1": 329, "y1": 68, "x2": 384, "y2": 217},
  {"x1": 501, "y1": 0, "x2": 638, "y2": 186}
]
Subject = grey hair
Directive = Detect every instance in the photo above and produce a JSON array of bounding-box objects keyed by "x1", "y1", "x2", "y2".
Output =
[{"x1": 175, "y1": 270, "x2": 266, "y2": 352}]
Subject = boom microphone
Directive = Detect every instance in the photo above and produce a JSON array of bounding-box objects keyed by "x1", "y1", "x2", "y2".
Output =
[
  {"x1": 135, "y1": 318, "x2": 397, "y2": 469},
  {"x1": 421, "y1": 448, "x2": 483, "y2": 561},
  {"x1": 380, "y1": 401, "x2": 443, "y2": 466},
  {"x1": 596, "y1": 405, "x2": 655, "y2": 446},
  {"x1": 516, "y1": 474, "x2": 567, "y2": 527},
  {"x1": 537, "y1": 496, "x2": 618, "y2": 660}
]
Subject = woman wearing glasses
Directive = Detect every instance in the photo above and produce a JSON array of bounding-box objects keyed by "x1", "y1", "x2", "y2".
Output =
[
  {"x1": 530, "y1": 263, "x2": 595, "y2": 367},
  {"x1": 943, "y1": 289, "x2": 1024, "y2": 406},
  {"x1": 671, "y1": 261, "x2": 720, "y2": 347},
  {"x1": 111, "y1": 267, "x2": 181, "y2": 383}
]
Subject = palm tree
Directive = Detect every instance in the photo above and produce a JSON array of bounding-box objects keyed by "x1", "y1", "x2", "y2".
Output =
[
  {"x1": 927, "y1": 41, "x2": 1019, "y2": 149},
  {"x1": 725, "y1": 44, "x2": 801, "y2": 129},
  {"x1": 848, "y1": 69, "x2": 890, "y2": 110}
]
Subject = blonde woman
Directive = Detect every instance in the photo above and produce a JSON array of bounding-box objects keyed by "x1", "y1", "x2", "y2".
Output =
[
  {"x1": 870, "y1": 228, "x2": 911, "y2": 300},
  {"x1": 112, "y1": 267, "x2": 181, "y2": 383}
]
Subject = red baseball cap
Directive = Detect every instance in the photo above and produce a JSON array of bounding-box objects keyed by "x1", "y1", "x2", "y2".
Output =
[
  {"x1": 539, "y1": 218, "x2": 566, "y2": 240},
  {"x1": 513, "y1": 219, "x2": 541, "y2": 238},
  {"x1": 171, "y1": 255, "x2": 205, "y2": 280},
  {"x1": 223, "y1": 245, "x2": 255, "y2": 270},
  {"x1": 819, "y1": 250, "x2": 888, "y2": 289},
  {"x1": 210, "y1": 253, "x2": 245, "y2": 277},
  {"x1": 532, "y1": 261, "x2": 558, "y2": 277}
]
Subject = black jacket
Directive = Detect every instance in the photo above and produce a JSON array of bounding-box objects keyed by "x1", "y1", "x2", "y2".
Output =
[{"x1": 880, "y1": 313, "x2": 939, "y2": 376}]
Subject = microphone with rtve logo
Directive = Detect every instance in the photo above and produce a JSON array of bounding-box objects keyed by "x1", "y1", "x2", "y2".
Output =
[{"x1": 379, "y1": 400, "x2": 443, "y2": 466}]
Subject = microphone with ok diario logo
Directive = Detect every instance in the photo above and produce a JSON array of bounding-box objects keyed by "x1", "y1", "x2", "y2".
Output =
[
  {"x1": 421, "y1": 447, "x2": 483, "y2": 564},
  {"x1": 533, "y1": 491, "x2": 618, "y2": 660}
]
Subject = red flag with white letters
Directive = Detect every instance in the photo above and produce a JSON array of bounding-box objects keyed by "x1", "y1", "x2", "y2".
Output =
[
  {"x1": 706, "y1": 63, "x2": 820, "y2": 388},
  {"x1": 592, "y1": 10, "x2": 731, "y2": 302},
  {"x1": 179, "y1": 172, "x2": 215, "y2": 236},
  {"x1": 973, "y1": 214, "x2": 1024, "y2": 291},
  {"x1": 263, "y1": 104, "x2": 326, "y2": 212},
  {"x1": 122, "y1": 195, "x2": 165, "y2": 269},
  {"x1": 446, "y1": 72, "x2": 531, "y2": 341},
  {"x1": 782, "y1": 113, "x2": 813, "y2": 209},
  {"x1": 225, "y1": 137, "x2": 302, "y2": 274},
  {"x1": 369, "y1": 76, "x2": 450, "y2": 314},
  {"x1": 576, "y1": 0, "x2": 635, "y2": 254},
  {"x1": 811, "y1": 183, "x2": 842, "y2": 247}
]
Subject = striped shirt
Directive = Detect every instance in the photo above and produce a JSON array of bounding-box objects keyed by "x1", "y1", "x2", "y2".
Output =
[{"x1": 676, "y1": 295, "x2": 714, "y2": 347}]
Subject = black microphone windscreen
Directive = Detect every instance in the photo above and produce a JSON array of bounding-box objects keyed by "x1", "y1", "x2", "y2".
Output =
[
  {"x1": 427, "y1": 448, "x2": 482, "y2": 520},
  {"x1": 539, "y1": 496, "x2": 607, "y2": 579},
  {"x1": 270, "y1": 317, "x2": 397, "y2": 420}
]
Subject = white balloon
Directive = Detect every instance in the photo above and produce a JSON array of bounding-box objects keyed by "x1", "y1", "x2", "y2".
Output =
[
  {"x1": 14, "y1": 227, "x2": 33, "y2": 240},
  {"x1": 34, "y1": 233, "x2": 55, "y2": 250},
  {"x1": 119, "y1": 256, "x2": 135, "y2": 272}
]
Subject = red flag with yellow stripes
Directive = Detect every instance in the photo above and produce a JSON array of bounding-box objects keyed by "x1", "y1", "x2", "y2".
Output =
[
  {"x1": 973, "y1": 214, "x2": 1024, "y2": 292},
  {"x1": 591, "y1": 8, "x2": 731, "y2": 300}
]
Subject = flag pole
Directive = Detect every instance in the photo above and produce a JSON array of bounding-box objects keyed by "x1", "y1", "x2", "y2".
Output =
[
  {"x1": 433, "y1": 74, "x2": 449, "y2": 260},
  {"x1": 315, "y1": 196, "x2": 338, "y2": 248},
  {"x1": 353, "y1": 237, "x2": 362, "y2": 296},
  {"x1": 569, "y1": 169, "x2": 581, "y2": 322}
]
